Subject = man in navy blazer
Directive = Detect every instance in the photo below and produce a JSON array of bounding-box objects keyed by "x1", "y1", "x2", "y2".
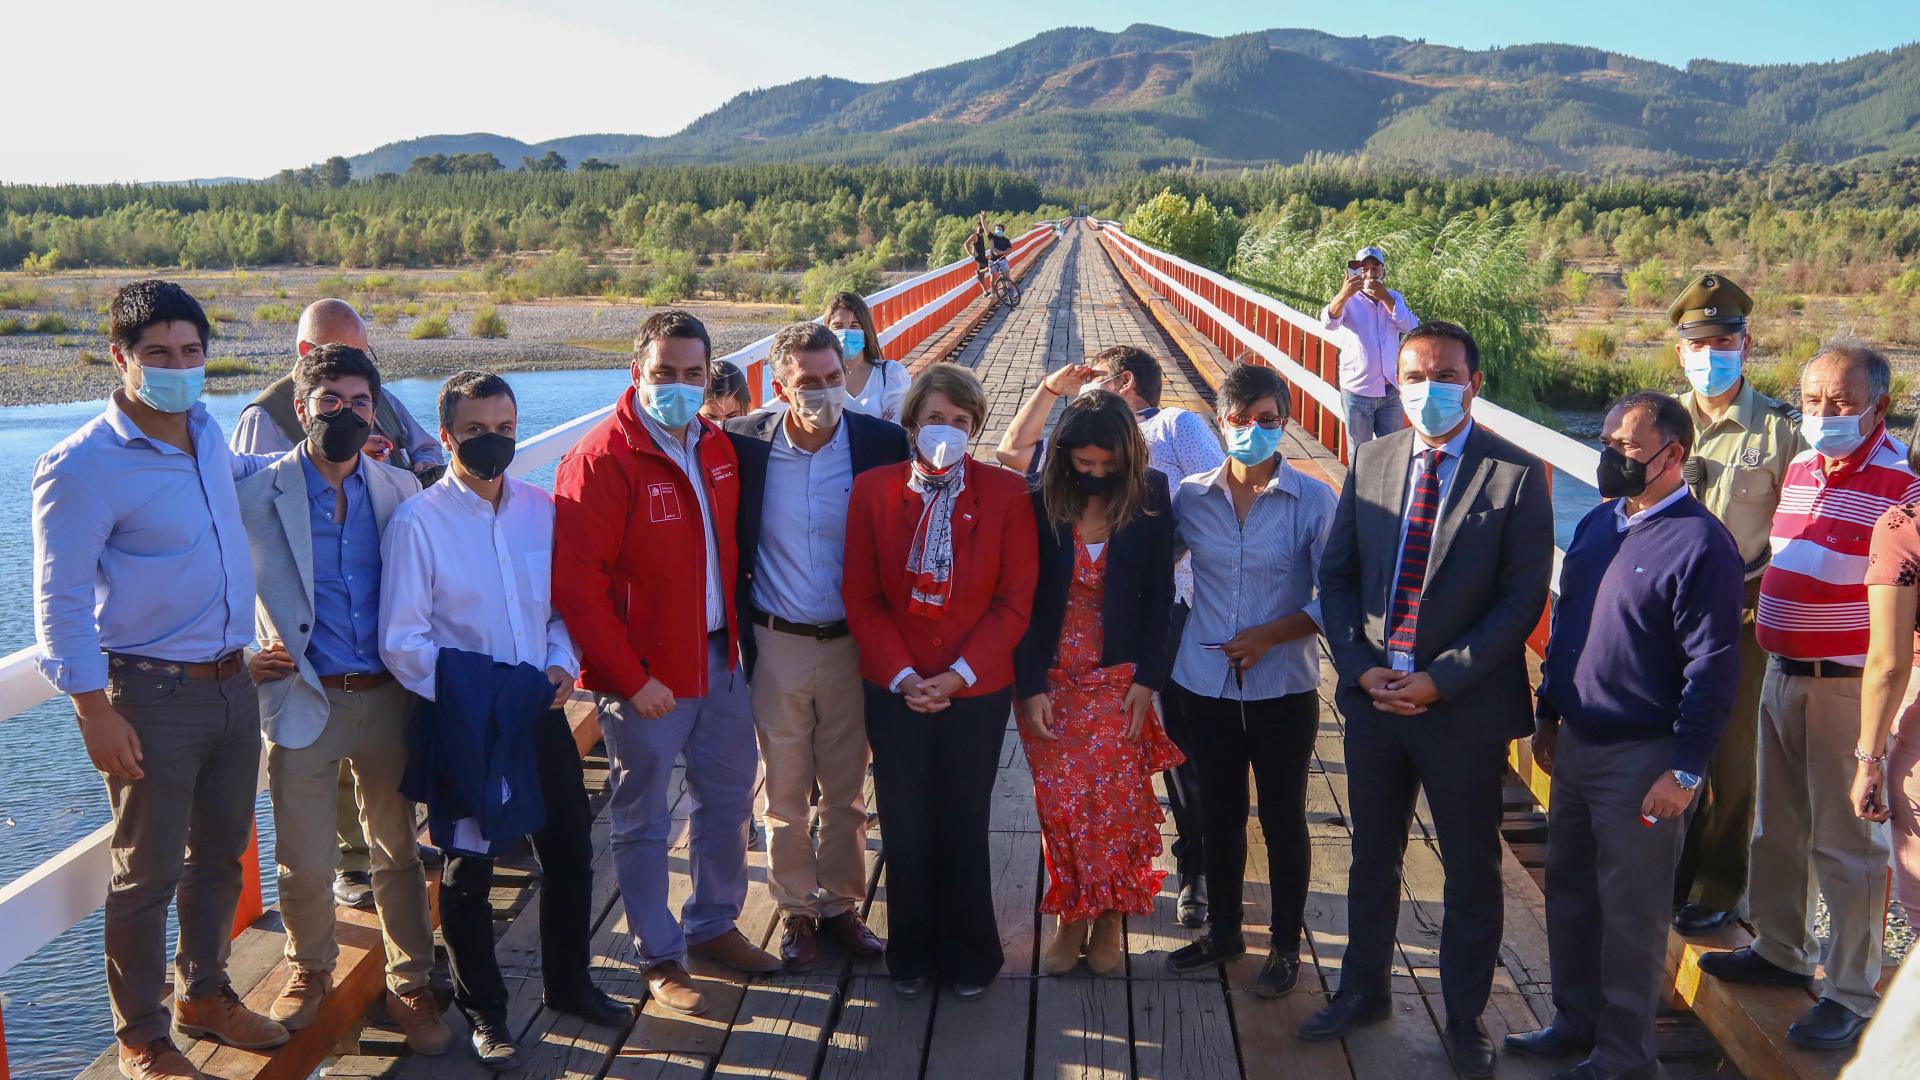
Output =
[{"x1": 726, "y1": 323, "x2": 911, "y2": 970}]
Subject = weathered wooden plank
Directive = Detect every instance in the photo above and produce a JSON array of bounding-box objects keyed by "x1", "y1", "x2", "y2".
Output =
[
  {"x1": 1029, "y1": 973, "x2": 1131, "y2": 1080},
  {"x1": 817, "y1": 975, "x2": 932, "y2": 1080},
  {"x1": 1131, "y1": 976, "x2": 1239, "y2": 1080},
  {"x1": 923, "y1": 828, "x2": 1042, "y2": 1080}
]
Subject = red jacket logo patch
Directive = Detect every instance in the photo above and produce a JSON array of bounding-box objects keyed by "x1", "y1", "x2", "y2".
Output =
[
  {"x1": 647, "y1": 482, "x2": 683, "y2": 523},
  {"x1": 710, "y1": 463, "x2": 736, "y2": 484}
]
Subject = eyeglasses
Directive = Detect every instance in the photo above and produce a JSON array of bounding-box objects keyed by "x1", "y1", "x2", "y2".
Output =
[
  {"x1": 311, "y1": 392, "x2": 376, "y2": 414},
  {"x1": 1226, "y1": 415, "x2": 1285, "y2": 430}
]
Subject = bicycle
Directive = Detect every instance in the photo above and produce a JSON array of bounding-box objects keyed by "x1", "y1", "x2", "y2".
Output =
[{"x1": 989, "y1": 257, "x2": 1021, "y2": 307}]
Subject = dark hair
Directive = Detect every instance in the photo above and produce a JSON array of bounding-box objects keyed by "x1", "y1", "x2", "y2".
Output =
[
  {"x1": 109, "y1": 279, "x2": 209, "y2": 351},
  {"x1": 438, "y1": 369, "x2": 516, "y2": 431},
  {"x1": 1609, "y1": 390, "x2": 1694, "y2": 455},
  {"x1": 634, "y1": 309, "x2": 711, "y2": 363},
  {"x1": 707, "y1": 360, "x2": 750, "y2": 410},
  {"x1": 1219, "y1": 363, "x2": 1290, "y2": 420},
  {"x1": 1040, "y1": 390, "x2": 1152, "y2": 535},
  {"x1": 1813, "y1": 340, "x2": 1892, "y2": 402},
  {"x1": 294, "y1": 343, "x2": 381, "y2": 403},
  {"x1": 1091, "y1": 345, "x2": 1164, "y2": 408},
  {"x1": 1400, "y1": 320, "x2": 1480, "y2": 375},
  {"x1": 824, "y1": 291, "x2": 883, "y2": 364},
  {"x1": 768, "y1": 321, "x2": 844, "y2": 383}
]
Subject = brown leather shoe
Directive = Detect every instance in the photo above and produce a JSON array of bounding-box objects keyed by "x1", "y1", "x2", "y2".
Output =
[
  {"x1": 822, "y1": 911, "x2": 885, "y2": 958},
  {"x1": 781, "y1": 915, "x2": 820, "y2": 970},
  {"x1": 645, "y1": 961, "x2": 707, "y2": 1015},
  {"x1": 689, "y1": 927, "x2": 782, "y2": 974},
  {"x1": 385, "y1": 987, "x2": 452, "y2": 1055},
  {"x1": 175, "y1": 985, "x2": 289, "y2": 1050},
  {"x1": 117, "y1": 1038, "x2": 206, "y2": 1080},
  {"x1": 267, "y1": 967, "x2": 330, "y2": 1030}
]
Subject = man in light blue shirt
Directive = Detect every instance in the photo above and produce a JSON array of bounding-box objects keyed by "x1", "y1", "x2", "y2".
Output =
[
  {"x1": 725, "y1": 322, "x2": 910, "y2": 968},
  {"x1": 31, "y1": 280, "x2": 289, "y2": 1073}
]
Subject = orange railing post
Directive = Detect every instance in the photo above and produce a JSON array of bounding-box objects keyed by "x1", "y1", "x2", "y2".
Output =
[
  {"x1": 232, "y1": 822, "x2": 264, "y2": 938},
  {"x1": 1, "y1": 997, "x2": 11, "y2": 1080}
]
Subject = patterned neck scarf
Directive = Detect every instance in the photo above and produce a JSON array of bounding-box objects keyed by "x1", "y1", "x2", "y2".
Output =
[{"x1": 905, "y1": 458, "x2": 966, "y2": 616}]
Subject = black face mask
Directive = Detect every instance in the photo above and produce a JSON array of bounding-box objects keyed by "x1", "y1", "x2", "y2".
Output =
[
  {"x1": 455, "y1": 432, "x2": 516, "y2": 481},
  {"x1": 1596, "y1": 443, "x2": 1671, "y2": 499},
  {"x1": 1069, "y1": 469, "x2": 1120, "y2": 497},
  {"x1": 305, "y1": 406, "x2": 372, "y2": 463}
]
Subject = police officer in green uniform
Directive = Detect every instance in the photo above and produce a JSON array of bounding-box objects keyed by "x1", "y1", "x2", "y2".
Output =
[{"x1": 1667, "y1": 273, "x2": 1805, "y2": 936}]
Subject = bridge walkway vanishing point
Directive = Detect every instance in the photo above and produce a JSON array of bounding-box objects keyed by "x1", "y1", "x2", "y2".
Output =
[{"x1": 50, "y1": 221, "x2": 1765, "y2": 1079}]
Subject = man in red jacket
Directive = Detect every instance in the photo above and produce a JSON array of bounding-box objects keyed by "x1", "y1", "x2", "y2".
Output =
[{"x1": 553, "y1": 311, "x2": 778, "y2": 1018}]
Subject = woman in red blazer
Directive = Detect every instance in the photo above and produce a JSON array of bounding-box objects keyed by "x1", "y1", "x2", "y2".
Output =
[{"x1": 842, "y1": 362, "x2": 1038, "y2": 1000}]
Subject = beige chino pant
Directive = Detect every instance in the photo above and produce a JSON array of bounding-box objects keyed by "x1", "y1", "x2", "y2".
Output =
[
  {"x1": 268, "y1": 680, "x2": 434, "y2": 994},
  {"x1": 749, "y1": 625, "x2": 872, "y2": 919},
  {"x1": 1750, "y1": 667, "x2": 1890, "y2": 1017}
]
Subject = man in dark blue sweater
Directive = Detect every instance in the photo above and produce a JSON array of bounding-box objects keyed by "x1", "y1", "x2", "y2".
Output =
[{"x1": 1508, "y1": 391, "x2": 1744, "y2": 1080}]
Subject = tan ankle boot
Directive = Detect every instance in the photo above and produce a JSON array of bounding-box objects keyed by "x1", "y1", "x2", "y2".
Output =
[
  {"x1": 1041, "y1": 918, "x2": 1090, "y2": 974},
  {"x1": 1086, "y1": 911, "x2": 1125, "y2": 975}
]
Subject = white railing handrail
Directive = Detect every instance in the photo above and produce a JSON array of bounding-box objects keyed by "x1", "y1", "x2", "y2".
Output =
[
  {"x1": 1095, "y1": 221, "x2": 1602, "y2": 482},
  {"x1": 0, "y1": 219, "x2": 1061, "y2": 981}
]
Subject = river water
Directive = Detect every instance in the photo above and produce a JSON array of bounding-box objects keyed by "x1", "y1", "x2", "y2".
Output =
[{"x1": 0, "y1": 366, "x2": 1597, "y2": 1076}]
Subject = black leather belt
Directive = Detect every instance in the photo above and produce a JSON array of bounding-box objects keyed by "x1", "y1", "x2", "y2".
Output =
[
  {"x1": 1771, "y1": 656, "x2": 1864, "y2": 679},
  {"x1": 752, "y1": 610, "x2": 850, "y2": 641}
]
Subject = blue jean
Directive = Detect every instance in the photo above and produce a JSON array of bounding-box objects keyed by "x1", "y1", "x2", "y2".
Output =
[
  {"x1": 1341, "y1": 384, "x2": 1406, "y2": 447},
  {"x1": 600, "y1": 637, "x2": 759, "y2": 969}
]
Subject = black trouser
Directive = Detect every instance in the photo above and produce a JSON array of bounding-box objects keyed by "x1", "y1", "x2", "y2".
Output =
[
  {"x1": 865, "y1": 682, "x2": 1009, "y2": 985},
  {"x1": 440, "y1": 709, "x2": 596, "y2": 1025},
  {"x1": 1160, "y1": 602, "x2": 1206, "y2": 884},
  {"x1": 1166, "y1": 684, "x2": 1318, "y2": 953},
  {"x1": 1340, "y1": 705, "x2": 1508, "y2": 1023}
]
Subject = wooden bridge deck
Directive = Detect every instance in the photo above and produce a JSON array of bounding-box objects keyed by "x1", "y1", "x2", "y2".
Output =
[{"x1": 77, "y1": 224, "x2": 1745, "y2": 1080}]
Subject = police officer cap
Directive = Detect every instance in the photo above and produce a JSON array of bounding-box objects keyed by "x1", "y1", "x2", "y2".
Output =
[{"x1": 1667, "y1": 273, "x2": 1752, "y2": 340}]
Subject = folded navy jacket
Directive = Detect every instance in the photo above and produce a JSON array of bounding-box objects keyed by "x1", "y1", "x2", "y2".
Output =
[{"x1": 401, "y1": 646, "x2": 554, "y2": 856}]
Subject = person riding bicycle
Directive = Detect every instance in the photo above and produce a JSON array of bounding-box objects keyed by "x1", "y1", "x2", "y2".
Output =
[{"x1": 966, "y1": 214, "x2": 1014, "y2": 297}]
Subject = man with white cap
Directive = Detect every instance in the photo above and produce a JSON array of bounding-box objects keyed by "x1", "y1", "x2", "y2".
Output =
[{"x1": 1321, "y1": 246, "x2": 1420, "y2": 448}]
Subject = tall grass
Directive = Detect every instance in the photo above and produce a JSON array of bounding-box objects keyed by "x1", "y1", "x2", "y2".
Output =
[
  {"x1": 409, "y1": 315, "x2": 452, "y2": 340},
  {"x1": 1232, "y1": 207, "x2": 1553, "y2": 411},
  {"x1": 254, "y1": 303, "x2": 300, "y2": 324},
  {"x1": 469, "y1": 307, "x2": 509, "y2": 339}
]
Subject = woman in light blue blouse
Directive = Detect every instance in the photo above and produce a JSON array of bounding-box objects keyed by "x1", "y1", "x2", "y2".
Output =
[{"x1": 1162, "y1": 363, "x2": 1335, "y2": 1000}]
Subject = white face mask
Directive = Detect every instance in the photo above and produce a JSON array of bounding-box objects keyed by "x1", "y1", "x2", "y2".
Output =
[
  {"x1": 788, "y1": 386, "x2": 844, "y2": 429},
  {"x1": 915, "y1": 424, "x2": 968, "y2": 469}
]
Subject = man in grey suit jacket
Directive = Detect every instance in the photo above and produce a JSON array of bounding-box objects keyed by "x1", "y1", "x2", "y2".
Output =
[
  {"x1": 235, "y1": 345, "x2": 450, "y2": 1054},
  {"x1": 1300, "y1": 322, "x2": 1553, "y2": 1079}
]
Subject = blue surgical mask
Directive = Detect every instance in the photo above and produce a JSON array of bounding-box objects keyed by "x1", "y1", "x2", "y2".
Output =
[
  {"x1": 133, "y1": 362, "x2": 205, "y2": 413},
  {"x1": 1802, "y1": 412, "x2": 1871, "y2": 459},
  {"x1": 1401, "y1": 379, "x2": 1469, "y2": 438},
  {"x1": 1682, "y1": 345, "x2": 1743, "y2": 397},
  {"x1": 640, "y1": 382, "x2": 704, "y2": 429},
  {"x1": 834, "y1": 327, "x2": 866, "y2": 360},
  {"x1": 1224, "y1": 422, "x2": 1283, "y2": 466}
]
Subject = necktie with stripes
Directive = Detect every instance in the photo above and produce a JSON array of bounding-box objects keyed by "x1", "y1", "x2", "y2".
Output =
[{"x1": 1387, "y1": 449, "x2": 1444, "y2": 657}]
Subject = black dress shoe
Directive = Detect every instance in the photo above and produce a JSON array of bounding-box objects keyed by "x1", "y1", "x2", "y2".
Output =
[
  {"x1": 1695, "y1": 946, "x2": 1813, "y2": 988},
  {"x1": 543, "y1": 984, "x2": 633, "y2": 1028},
  {"x1": 468, "y1": 1015, "x2": 521, "y2": 1071},
  {"x1": 1504, "y1": 1025, "x2": 1594, "y2": 1058},
  {"x1": 1298, "y1": 990, "x2": 1391, "y2": 1041},
  {"x1": 1672, "y1": 904, "x2": 1736, "y2": 936},
  {"x1": 892, "y1": 976, "x2": 929, "y2": 999},
  {"x1": 951, "y1": 981, "x2": 990, "y2": 1002},
  {"x1": 1445, "y1": 1018, "x2": 1495, "y2": 1079},
  {"x1": 1177, "y1": 878, "x2": 1209, "y2": 929},
  {"x1": 1786, "y1": 997, "x2": 1870, "y2": 1051},
  {"x1": 1253, "y1": 954, "x2": 1299, "y2": 998},
  {"x1": 1166, "y1": 936, "x2": 1245, "y2": 974},
  {"x1": 332, "y1": 870, "x2": 374, "y2": 910}
]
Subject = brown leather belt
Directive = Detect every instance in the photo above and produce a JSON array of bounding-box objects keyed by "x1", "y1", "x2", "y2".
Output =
[
  {"x1": 107, "y1": 649, "x2": 246, "y2": 681},
  {"x1": 751, "y1": 610, "x2": 850, "y2": 641},
  {"x1": 319, "y1": 671, "x2": 394, "y2": 692}
]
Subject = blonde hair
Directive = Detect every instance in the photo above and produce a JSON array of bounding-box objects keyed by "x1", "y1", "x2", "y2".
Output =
[{"x1": 902, "y1": 363, "x2": 989, "y2": 433}]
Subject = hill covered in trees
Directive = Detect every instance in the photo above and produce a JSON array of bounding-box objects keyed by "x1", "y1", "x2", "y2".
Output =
[{"x1": 327, "y1": 25, "x2": 1920, "y2": 181}]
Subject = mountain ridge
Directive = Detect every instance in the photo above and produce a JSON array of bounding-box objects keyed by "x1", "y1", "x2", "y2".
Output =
[{"x1": 326, "y1": 25, "x2": 1920, "y2": 180}]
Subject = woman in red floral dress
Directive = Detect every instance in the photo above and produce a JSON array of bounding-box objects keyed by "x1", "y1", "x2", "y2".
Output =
[{"x1": 1014, "y1": 390, "x2": 1180, "y2": 975}]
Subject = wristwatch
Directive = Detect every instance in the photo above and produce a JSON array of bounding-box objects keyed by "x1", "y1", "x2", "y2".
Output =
[{"x1": 1671, "y1": 770, "x2": 1703, "y2": 790}]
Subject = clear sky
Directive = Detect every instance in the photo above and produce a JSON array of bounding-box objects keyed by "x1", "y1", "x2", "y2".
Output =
[{"x1": 2, "y1": 0, "x2": 1913, "y2": 185}]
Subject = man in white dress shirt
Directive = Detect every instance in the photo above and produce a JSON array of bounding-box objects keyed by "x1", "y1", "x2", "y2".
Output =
[{"x1": 378, "y1": 370, "x2": 628, "y2": 1070}]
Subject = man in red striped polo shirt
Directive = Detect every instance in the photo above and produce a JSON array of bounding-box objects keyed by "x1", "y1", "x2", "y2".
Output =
[{"x1": 1697, "y1": 344, "x2": 1914, "y2": 1051}]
